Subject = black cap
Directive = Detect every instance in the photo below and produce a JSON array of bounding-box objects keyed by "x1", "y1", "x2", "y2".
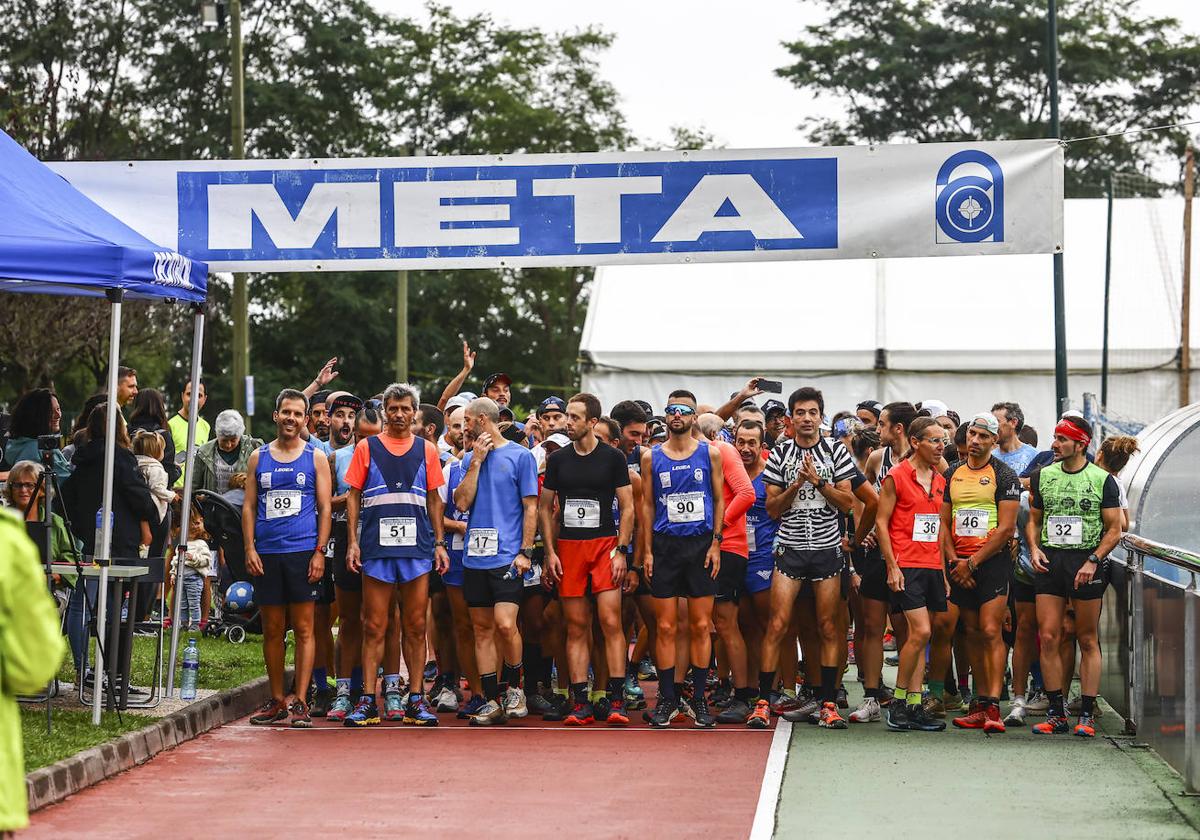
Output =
[
  {"x1": 634, "y1": 400, "x2": 654, "y2": 417},
  {"x1": 762, "y1": 399, "x2": 786, "y2": 417},
  {"x1": 483, "y1": 373, "x2": 512, "y2": 392},
  {"x1": 855, "y1": 400, "x2": 883, "y2": 418},
  {"x1": 537, "y1": 396, "x2": 567, "y2": 416},
  {"x1": 498, "y1": 405, "x2": 514, "y2": 421},
  {"x1": 327, "y1": 393, "x2": 363, "y2": 413}
]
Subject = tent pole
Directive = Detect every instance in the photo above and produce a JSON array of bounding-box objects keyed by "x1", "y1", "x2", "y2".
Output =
[
  {"x1": 93, "y1": 288, "x2": 124, "y2": 725},
  {"x1": 166, "y1": 306, "x2": 206, "y2": 697}
]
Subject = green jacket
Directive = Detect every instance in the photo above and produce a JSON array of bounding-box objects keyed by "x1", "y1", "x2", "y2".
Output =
[
  {"x1": 190, "y1": 436, "x2": 263, "y2": 494},
  {"x1": 0, "y1": 508, "x2": 66, "y2": 831}
]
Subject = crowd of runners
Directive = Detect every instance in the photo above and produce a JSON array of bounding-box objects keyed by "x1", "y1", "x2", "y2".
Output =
[{"x1": 235, "y1": 351, "x2": 1135, "y2": 738}]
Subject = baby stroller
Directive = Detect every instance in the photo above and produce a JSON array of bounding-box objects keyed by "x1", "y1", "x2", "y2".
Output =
[{"x1": 193, "y1": 489, "x2": 262, "y2": 642}]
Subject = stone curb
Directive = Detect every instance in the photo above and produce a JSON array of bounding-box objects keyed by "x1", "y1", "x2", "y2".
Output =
[{"x1": 26, "y1": 674, "x2": 279, "y2": 812}]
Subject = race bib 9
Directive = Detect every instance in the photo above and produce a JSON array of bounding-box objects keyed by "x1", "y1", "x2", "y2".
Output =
[
  {"x1": 565, "y1": 498, "x2": 602, "y2": 529},
  {"x1": 912, "y1": 513, "x2": 940, "y2": 543},
  {"x1": 467, "y1": 528, "x2": 500, "y2": 557},
  {"x1": 955, "y1": 508, "x2": 989, "y2": 539},
  {"x1": 666, "y1": 492, "x2": 705, "y2": 524},
  {"x1": 379, "y1": 516, "x2": 417, "y2": 547},
  {"x1": 266, "y1": 490, "x2": 301, "y2": 519},
  {"x1": 1047, "y1": 515, "x2": 1083, "y2": 545}
]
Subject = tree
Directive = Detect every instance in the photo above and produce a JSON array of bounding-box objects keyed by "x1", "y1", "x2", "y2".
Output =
[{"x1": 777, "y1": 0, "x2": 1200, "y2": 194}]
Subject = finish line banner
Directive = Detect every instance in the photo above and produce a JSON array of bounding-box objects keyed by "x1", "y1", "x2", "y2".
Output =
[{"x1": 49, "y1": 140, "x2": 1063, "y2": 272}]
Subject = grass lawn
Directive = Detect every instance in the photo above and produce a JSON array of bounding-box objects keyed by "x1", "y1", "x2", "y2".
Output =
[
  {"x1": 20, "y1": 707, "x2": 146, "y2": 771},
  {"x1": 56, "y1": 630, "x2": 290, "y2": 691}
]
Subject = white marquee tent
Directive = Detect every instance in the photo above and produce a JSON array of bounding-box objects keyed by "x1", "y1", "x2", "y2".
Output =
[{"x1": 580, "y1": 197, "x2": 1198, "y2": 436}]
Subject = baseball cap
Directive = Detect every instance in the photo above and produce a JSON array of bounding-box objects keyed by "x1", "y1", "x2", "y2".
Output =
[
  {"x1": 327, "y1": 392, "x2": 363, "y2": 413},
  {"x1": 855, "y1": 400, "x2": 883, "y2": 418},
  {"x1": 445, "y1": 391, "x2": 477, "y2": 411},
  {"x1": 762, "y1": 399, "x2": 786, "y2": 417},
  {"x1": 537, "y1": 396, "x2": 567, "y2": 416},
  {"x1": 920, "y1": 398, "x2": 949, "y2": 419},
  {"x1": 634, "y1": 400, "x2": 654, "y2": 417},
  {"x1": 483, "y1": 373, "x2": 512, "y2": 391},
  {"x1": 968, "y1": 412, "x2": 1000, "y2": 436},
  {"x1": 498, "y1": 405, "x2": 514, "y2": 421},
  {"x1": 545, "y1": 432, "x2": 571, "y2": 449}
]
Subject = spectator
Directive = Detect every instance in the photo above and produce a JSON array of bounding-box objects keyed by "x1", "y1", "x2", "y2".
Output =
[
  {"x1": 1018, "y1": 425, "x2": 1039, "y2": 448},
  {"x1": 128, "y1": 388, "x2": 179, "y2": 485},
  {"x1": 2, "y1": 460, "x2": 79, "y2": 564},
  {"x1": 174, "y1": 504, "x2": 211, "y2": 630},
  {"x1": 192, "y1": 410, "x2": 262, "y2": 494},
  {"x1": 0, "y1": 513, "x2": 66, "y2": 834},
  {"x1": 131, "y1": 430, "x2": 173, "y2": 550},
  {"x1": 167, "y1": 379, "x2": 210, "y2": 489},
  {"x1": 115, "y1": 365, "x2": 139, "y2": 407},
  {"x1": 1, "y1": 389, "x2": 70, "y2": 483}
]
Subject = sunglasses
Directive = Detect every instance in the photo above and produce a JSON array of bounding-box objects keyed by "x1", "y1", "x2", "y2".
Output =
[{"x1": 664, "y1": 404, "x2": 696, "y2": 417}]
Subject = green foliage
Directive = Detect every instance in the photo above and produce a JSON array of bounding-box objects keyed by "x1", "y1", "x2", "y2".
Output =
[{"x1": 777, "y1": 0, "x2": 1200, "y2": 195}]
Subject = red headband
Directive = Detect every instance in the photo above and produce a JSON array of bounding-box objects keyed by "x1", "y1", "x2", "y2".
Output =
[{"x1": 1055, "y1": 420, "x2": 1090, "y2": 446}]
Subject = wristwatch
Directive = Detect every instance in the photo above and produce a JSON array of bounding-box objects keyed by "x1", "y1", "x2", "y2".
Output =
[
  {"x1": 815, "y1": 478, "x2": 827, "y2": 490},
  {"x1": 713, "y1": 533, "x2": 724, "y2": 544},
  {"x1": 616, "y1": 543, "x2": 633, "y2": 556},
  {"x1": 1086, "y1": 552, "x2": 1100, "y2": 565},
  {"x1": 316, "y1": 544, "x2": 327, "y2": 554},
  {"x1": 518, "y1": 547, "x2": 535, "y2": 559},
  {"x1": 434, "y1": 539, "x2": 449, "y2": 549}
]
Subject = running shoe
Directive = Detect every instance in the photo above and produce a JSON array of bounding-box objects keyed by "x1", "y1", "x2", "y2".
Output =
[
  {"x1": 885, "y1": 703, "x2": 911, "y2": 731},
  {"x1": 922, "y1": 695, "x2": 947, "y2": 719},
  {"x1": 469, "y1": 699, "x2": 508, "y2": 726},
  {"x1": 593, "y1": 695, "x2": 612, "y2": 721},
  {"x1": 835, "y1": 686, "x2": 849, "y2": 710},
  {"x1": 289, "y1": 699, "x2": 313, "y2": 728},
  {"x1": 526, "y1": 687, "x2": 553, "y2": 716},
  {"x1": 605, "y1": 697, "x2": 630, "y2": 726},
  {"x1": 383, "y1": 690, "x2": 405, "y2": 722},
  {"x1": 1066, "y1": 695, "x2": 1104, "y2": 718},
  {"x1": 717, "y1": 698, "x2": 751, "y2": 725},
  {"x1": 1032, "y1": 714, "x2": 1070, "y2": 735},
  {"x1": 457, "y1": 693, "x2": 487, "y2": 720},
  {"x1": 677, "y1": 695, "x2": 695, "y2": 721},
  {"x1": 782, "y1": 694, "x2": 821, "y2": 724},
  {"x1": 849, "y1": 697, "x2": 881, "y2": 723},
  {"x1": 637, "y1": 656, "x2": 656, "y2": 682},
  {"x1": 1073, "y1": 714, "x2": 1097, "y2": 738},
  {"x1": 691, "y1": 695, "x2": 716, "y2": 728},
  {"x1": 1004, "y1": 696, "x2": 1028, "y2": 727},
  {"x1": 431, "y1": 685, "x2": 459, "y2": 714},
  {"x1": 344, "y1": 695, "x2": 380, "y2": 727},
  {"x1": 882, "y1": 632, "x2": 897, "y2": 652},
  {"x1": 770, "y1": 690, "x2": 805, "y2": 716},
  {"x1": 884, "y1": 654, "x2": 900, "y2": 667},
  {"x1": 542, "y1": 693, "x2": 570, "y2": 722},
  {"x1": 249, "y1": 699, "x2": 289, "y2": 726},
  {"x1": 878, "y1": 684, "x2": 895, "y2": 707},
  {"x1": 709, "y1": 684, "x2": 732, "y2": 709},
  {"x1": 818, "y1": 701, "x2": 848, "y2": 730},
  {"x1": 1025, "y1": 689, "x2": 1050, "y2": 714},
  {"x1": 623, "y1": 676, "x2": 646, "y2": 710},
  {"x1": 310, "y1": 686, "x2": 334, "y2": 718},
  {"x1": 565, "y1": 701, "x2": 595, "y2": 726},
  {"x1": 648, "y1": 696, "x2": 679, "y2": 728},
  {"x1": 906, "y1": 705, "x2": 946, "y2": 732},
  {"x1": 746, "y1": 699, "x2": 771, "y2": 729},
  {"x1": 423, "y1": 660, "x2": 438, "y2": 682},
  {"x1": 403, "y1": 696, "x2": 439, "y2": 727},
  {"x1": 847, "y1": 641, "x2": 856, "y2": 665},
  {"x1": 327, "y1": 691, "x2": 353, "y2": 723},
  {"x1": 503, "y1": 686, "x2": 528, "y2": 718},
  {"x1": 953, "y1": 707, "x2": 988, "y2": 729},
  {"x1": 982, "y1": 703, "x2": 1006, "y2": 734},
  {"x1": 942, "y1": 692, "x2": 964, "y2": 713}
]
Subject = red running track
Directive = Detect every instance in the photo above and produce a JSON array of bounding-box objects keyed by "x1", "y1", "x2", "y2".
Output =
[{"x1": 26, "y1": 702, "x2": 777, "y2": 839}]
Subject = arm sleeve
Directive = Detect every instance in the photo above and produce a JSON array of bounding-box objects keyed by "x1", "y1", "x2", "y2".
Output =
[
  {"x1": 762, "y1": 446, "x2": 787, "y2": 488},
  {"x1": 344, "y1": 439, "x2": 371, "y2": 491},
  {"x1": 721, "y1": 444, "x2": 755, "y2": 523},
  {"x1": 1028, "y1": 469, "x2": 1044, "y2": 509},
  {"x1": 0, "y1": 520, "x2": 67, "y2": 694},
  {"x1": 996, "y1": 463, "x2": 1022, "y2": 503},
  {"x1": 424, "y1": 443, "x2": 445, "y2": 491},
  {"x1": 518, "y1": 450, "x2": 539, "y2": 498},
  {"x1": 541, "y1": 450, "x2": 560, "y2": 493},
  {"x1": 1100, "y1": 474, "x2": 1122, "y2": 509},
  {"x1": 831, "y1": 443, "x2": 857, "y2": 483},
  {"x1": 613, "y1": 449, "x2": 631, "y2": 488}
]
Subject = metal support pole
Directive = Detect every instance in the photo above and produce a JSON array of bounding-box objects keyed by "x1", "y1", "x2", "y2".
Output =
[
  {"x1": 93, "y1": 289, "x2": 124, "y2": 725},
  {"x1": 166, "y1": 307, "x2": 206, "y2": 697},
  {"x1": 1048, "y1": 0, "x2": 1069, "y2": 416},
  {"x1": 1182, "y1": 146, "x2": 1194, "y2": 407},
  {"x1": 1102, "y1": 173, "x2": 1113, "y2": 409},
  {"x1": 1129, "y1": 550, "x2": 1145, "y2": 733},
  {"x1": 1184, "y1": 578, "x2": 1197, "y2": 793},
  {"x1": 395, "y1": 271, "x2": 408, "y2": 381},
  {"x1": 229, "y1": 0, "x2": 249, "y2": 415}
]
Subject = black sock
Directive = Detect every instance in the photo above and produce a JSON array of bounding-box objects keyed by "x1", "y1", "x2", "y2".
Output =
[
  {"x1": 501, "y1": 661, "x2": 522, "y2": 690},
  {"x1": 820, "y1": 666, "x2": 837, "y2": 703},
  {"x1": 758, "y1": 670, "x2": 776, "y2": 698},
  {"x1": 523, "y1": 643, "x2": 542, "y2": 690},
  {"x1": 691, "y1": 664, "x2": 708, "y2": 700},
  {"x1": 607, "y1": 677, "x2": 624, "y2": 699},
  {"x1": 481, "y1": 672, "x2": 499, "y2": 702},
  {"x1": 658, "y1": 667, "x2": 676, "y2": 702},
  {"x1": 1048, "y1": 689, "x2": 1065, "y2": 717},
  {"x1": 570, "y1": 682, "x2": 589, "y2": 704},
  {"x1": 719, "y1": 677, "x2": 732, "y2": 692},
  {"x1": 1081, "y1": 695, "x2": 1096, "y2": 716},
  {"x1": 735, "y1": 686, "x2": 754, "y2": 703},
  {"x1": 864, "y1": 687, "x2": 880, "y2": 700}
]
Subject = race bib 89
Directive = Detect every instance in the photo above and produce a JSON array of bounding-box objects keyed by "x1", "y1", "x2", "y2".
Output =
[{"x1": 266, "y1": 490, "x2": 301, "y2": 519}]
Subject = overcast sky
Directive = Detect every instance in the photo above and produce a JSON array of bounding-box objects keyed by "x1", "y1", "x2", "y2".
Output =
[{"x1": 377, "y1": 0, "x2": 1200, "y2": 152}]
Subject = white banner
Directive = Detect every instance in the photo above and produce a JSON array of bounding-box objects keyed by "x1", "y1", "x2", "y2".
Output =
[{"x1": 49, "y1": 140, "x2": 1063, "y2": 272}]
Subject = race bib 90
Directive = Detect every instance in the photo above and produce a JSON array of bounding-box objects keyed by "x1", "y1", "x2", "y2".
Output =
[
  {"x1": 912, "y1": 513, "x2": 940, "y2": 543},
  {"x1": 266, "y1": 490, "x2": 301, "y2": 519},
  {"x1": 666, "y1": 492, "x2": 705, "y2": 524},
  {"x1": 1047, "y1": 515, "x2": 1083, "y2": 545}
]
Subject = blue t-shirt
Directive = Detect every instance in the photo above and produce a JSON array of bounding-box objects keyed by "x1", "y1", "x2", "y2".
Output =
[
  {"x1": 254, "y1": 443, "x2": 319, "y2": 554},
  {"x1": 462, "y1": 442, "x2": 538, "y2": 570},
  {"x1": 994, "y1": 443, "x2": 1038, "y2": 477}
]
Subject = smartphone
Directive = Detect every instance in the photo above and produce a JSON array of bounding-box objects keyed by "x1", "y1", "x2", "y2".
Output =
[{"x1": 758, "y1": 379, "x2": 783, "y2": 393}]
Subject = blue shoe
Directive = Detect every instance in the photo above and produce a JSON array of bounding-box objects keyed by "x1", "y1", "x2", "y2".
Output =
[
  {"x1": 343, "y1": 695, "x2": 380, "y2": 727},
  {"x1": 457, "y1": 693, "x2": 487, "y2": 720},
  {"x1": 423, "y1": 660, "x2": 438, "y2": 682},
  {"x1": 623, "y1": 675, "x2": 646, "y2": 710},
  {"x1": 383, "y1": 690, "x2": 405, "y2": 722},
  {"x1": 403, "y1": 695, "x2": 439, "y2": 726}
]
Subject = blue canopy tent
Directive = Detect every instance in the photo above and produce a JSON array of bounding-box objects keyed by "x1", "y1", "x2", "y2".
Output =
[{"x1": 0, "y1": 128, "x2": 209, "y2": 723}]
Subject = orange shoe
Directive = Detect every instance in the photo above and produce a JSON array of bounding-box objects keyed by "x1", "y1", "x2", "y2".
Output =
[
  {"x1": 953, "y1": 709, "x2": 988, "y2": 729},
  {"x1": 1073, "y1": 714, "x2": 1096, "y2": 738},
  {"x1": 982, "y1": 703, "x2": 1006, "y2": 734},
  {"x1": 1032, "y1": 714, "x2": 1070, "y2": 735},
  {"x1": 818, "y1": 701, "x2": 847, "y2": 730},
  {"x1": 606, "y1": 698, "x2": 630, "y2": 726},
  {"x1": 746, "y1": 699, "x2": 771, "y2": 729}
]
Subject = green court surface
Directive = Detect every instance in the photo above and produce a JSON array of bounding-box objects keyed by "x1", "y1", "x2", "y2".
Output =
[{"x1": 772, "y1": 682, "x2": 1200, "y2": 839}]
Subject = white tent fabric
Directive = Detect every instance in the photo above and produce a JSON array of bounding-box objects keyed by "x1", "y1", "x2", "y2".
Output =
[{"x1": 580, "y1": 197, "x2": 1198, "y2": 436}]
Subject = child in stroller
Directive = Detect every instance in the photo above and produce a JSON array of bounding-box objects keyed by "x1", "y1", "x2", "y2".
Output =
[{"x1": 193, "y1": 486, "x2": 262, "y2": 642}]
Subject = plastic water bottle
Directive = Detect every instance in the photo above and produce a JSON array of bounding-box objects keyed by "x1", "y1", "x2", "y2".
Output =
[{"x1": 181, "y1": 638, "x2": 200, "y2": 700}]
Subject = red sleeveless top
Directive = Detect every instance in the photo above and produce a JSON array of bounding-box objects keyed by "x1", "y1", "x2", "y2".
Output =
[{"x1": 886, "y1": 458, "x2": 946, "y2": 570}]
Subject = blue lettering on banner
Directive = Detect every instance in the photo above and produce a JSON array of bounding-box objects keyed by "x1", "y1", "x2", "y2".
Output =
[
  {"x1": 176, "y1": 158, "x2": 838, "y2": 263},
  {"x1": 934, "y1": 150, "x2": 1004, "y2": 244}
]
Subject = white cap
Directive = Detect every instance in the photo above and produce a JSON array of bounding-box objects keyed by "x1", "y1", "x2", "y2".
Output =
[
  {"x1": 920, "y1": 399, "x2": 949, "y2": 419},
  {"x1": 545, "y1": 433, "x2": 571, "y2": 448},
  {"x1": 446, "y1": 391, "x2": 478, "y2": 411}
]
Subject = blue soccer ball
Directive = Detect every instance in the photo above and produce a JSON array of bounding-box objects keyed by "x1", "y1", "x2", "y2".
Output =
[{"x1": 225, "y1": 581, "x2": 255, "y2": 612}]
